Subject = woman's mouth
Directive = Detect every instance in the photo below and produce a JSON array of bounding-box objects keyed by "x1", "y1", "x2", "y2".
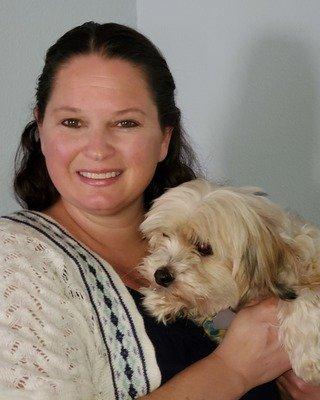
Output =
[{"x1": 77, "y1": 170, "x2": 122, "y2": 185}]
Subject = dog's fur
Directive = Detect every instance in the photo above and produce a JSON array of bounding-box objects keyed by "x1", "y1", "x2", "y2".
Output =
[{"x1": 139, "y1": 179, "x2": 320, "y2": 384}]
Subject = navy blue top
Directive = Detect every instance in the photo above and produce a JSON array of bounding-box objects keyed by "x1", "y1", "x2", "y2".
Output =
[{"x1": 128, "y1": 288, "x2": 280, "y2": 399}]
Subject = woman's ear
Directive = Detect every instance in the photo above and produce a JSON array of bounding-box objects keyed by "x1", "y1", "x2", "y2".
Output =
[
  {"x1": 33, "y1": 107, "x2": 44, "y2": 135},
  {"x1": 33, "y1": 107, "x2": 43, "y2": 146},
  {"x1": 33, "y1": 107, "x2": 40, "y2": 125},
  {"x1": 158, "y1": 126, "x2": 173, "y2": 162}
]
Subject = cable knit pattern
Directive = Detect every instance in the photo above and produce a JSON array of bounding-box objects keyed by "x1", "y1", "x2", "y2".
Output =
[{"x1": 0, "y1": 211, "x2": 161, "y2": 400}]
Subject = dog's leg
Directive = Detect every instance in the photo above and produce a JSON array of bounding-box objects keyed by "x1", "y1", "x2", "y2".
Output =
[{"x1": 278, "y1": 289, "x2": 320, "y2": 385}]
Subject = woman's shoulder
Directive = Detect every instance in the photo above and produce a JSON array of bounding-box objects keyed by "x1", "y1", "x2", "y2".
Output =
[
  {"x1": 0, "y1": 210, "x2": 112, "y2": 292},
  {"x1": 0, "y1": 210, "x2": 74, "y2": 285},
  {"x1": 0, "y1": 210, "x2": 60, "y2": 253},
  {"x1": 0, "y1": 210, "x2": 91, "y2": 309},
  {"x1": 1, "y1": 209, "x2": 48, "y2": 234}
]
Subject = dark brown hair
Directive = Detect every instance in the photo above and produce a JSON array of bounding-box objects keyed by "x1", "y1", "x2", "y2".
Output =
[{"x1": 14, "y1": 22, "x2": 201, "y2": 211}]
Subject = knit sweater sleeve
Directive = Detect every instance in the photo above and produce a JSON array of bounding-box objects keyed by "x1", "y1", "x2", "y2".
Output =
[{"x1": 0, "y1": 226, "x2": 101, "y2": 400}]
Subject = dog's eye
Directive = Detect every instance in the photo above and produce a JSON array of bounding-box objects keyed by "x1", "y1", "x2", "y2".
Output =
[
  {"x1": 162, "y1": 233, "x2": 169, "y2": 238},
  {"x1": 196, "y1": 242, "x2": 213, "y2": 256}
]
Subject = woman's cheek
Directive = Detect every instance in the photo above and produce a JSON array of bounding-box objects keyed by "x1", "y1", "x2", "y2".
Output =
[
  {"x1": 130, "y1": 136, "x2": 164, "y2": 165},
  {"x1": 43, "y1": 135, "x2": 81, "y2": 165}
]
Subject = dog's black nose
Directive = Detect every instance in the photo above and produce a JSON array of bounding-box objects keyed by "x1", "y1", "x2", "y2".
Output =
[{"x1": 154, "y1": 267, "x2": 174, "y2": 287}]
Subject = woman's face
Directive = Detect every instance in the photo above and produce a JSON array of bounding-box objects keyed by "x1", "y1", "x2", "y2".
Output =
[{"x1": 37, "y1": 54, "x2": 171, "y2": 217}]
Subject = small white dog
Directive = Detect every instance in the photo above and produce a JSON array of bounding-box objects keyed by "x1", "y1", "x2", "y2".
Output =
[{"x1": 139, "y1": 179, "x2": 320, "y2": 384}]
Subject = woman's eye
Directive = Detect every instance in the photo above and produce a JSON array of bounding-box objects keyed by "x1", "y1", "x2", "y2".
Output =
[
  {"x1": 61, "y1": 119, "x2": 82, "y2": 128},
  {"x1": 195, "y1": 242, "x2": 213, "y2": 256},
  {"x1": 116, "y1": 120, "x2": 139, "y2": 128}
]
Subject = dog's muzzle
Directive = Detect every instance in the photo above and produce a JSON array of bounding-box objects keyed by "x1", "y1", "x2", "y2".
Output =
[{"x1": 154, "y1": 267, "x2": 175, "y2": 287}]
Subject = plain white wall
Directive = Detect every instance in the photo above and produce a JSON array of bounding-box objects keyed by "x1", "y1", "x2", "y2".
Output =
[
  {"x1": 2, "y1": 1, "x2": 319, "y2": 227},
  {"x1": 0, "y1": 0, "x2": 136, "y2": 214},
  {"x1": 138, "y1": 0, "x2": 320, "y2": 226}
]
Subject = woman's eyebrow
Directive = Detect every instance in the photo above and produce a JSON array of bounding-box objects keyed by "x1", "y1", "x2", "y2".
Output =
[
  {"x1": 114, "y1": 108, "x2": 146, "y2": 116},
  {"x1": 52, "y1": 106, "x2": 81, "y2": 114},
  {"x1": 52, "y1": 106, "x2": 146, "y2": 116}
]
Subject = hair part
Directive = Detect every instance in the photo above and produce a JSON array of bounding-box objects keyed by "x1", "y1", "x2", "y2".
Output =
[{"x1": 14, "y1": 22, "x2": 201, "y2": 211}]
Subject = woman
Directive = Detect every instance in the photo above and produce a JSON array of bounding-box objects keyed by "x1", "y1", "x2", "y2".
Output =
[{"x1": 0, "y1": 21, "x2": 316, "y2": 399}]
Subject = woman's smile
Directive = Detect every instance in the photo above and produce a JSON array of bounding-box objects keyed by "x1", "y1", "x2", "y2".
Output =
[{"x1": 77, "y1": 169, "x2": 122, "y2": 186}]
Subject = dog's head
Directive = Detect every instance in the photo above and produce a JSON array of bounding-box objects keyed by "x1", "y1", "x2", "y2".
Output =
[{"x1": 139, "y1": 179, "x2": 297, "y2": 324}]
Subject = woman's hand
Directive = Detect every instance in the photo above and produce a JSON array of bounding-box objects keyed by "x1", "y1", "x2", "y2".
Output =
[
  {"x1": 142, "y1": 298, "x2": 291, "y2": 400},
  {"x1": 213, "y1": 298, "x2": 291, "y2": 393},
  {"x1": 277, "y1": 370, "x2": 320, "y2": 399}
]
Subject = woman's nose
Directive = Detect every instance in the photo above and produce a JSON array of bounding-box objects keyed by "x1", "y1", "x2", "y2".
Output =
[{"x1": 84, "y1": 129, "x2": 115, "y2": 161}]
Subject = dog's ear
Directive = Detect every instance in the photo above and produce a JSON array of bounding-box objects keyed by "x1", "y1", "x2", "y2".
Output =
[
  {"x1": 235, "y1": 200, "x2": 298, "y2": 304},
  {"x1": 238, "y1": 241, "x2": 297, "y2": 303}
]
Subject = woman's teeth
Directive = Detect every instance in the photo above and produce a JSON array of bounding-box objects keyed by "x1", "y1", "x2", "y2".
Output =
[{"x1": 79, "y1": 171, "x2": 120, "y2": 179}]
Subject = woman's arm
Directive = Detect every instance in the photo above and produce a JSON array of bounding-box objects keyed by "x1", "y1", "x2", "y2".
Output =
[
  {"x1": 141, "y1": 353, "x2": 246, "y2": 400},
  {"x1": 277, "y1": 370, "x2": 320, "y2": 399},
  {"x1": 140, "y1": 298, "x2": 291, "y2": 400},
  {"x1": 0, "y1": 229, "x2": 96, "y2": 399}
]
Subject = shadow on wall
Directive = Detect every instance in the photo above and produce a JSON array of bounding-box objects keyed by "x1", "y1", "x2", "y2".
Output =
[{"x1": 221, "y1": 34, "x2": 320, "y2": 227}]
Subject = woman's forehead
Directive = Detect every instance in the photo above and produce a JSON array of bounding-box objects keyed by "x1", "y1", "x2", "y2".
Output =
[
  {"x1": 54, "y1": 55, "x2": 147, "y2": 90},
  {"x1": 47, "y1": 54, "x2": 156, "y2": 112}
]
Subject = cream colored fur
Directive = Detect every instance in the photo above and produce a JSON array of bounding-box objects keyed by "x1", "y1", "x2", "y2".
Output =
[{"x1": 139, "y1": 179, "x2": 320, "y2": 385}]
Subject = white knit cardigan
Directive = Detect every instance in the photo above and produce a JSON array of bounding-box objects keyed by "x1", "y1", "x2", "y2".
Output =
[{"x1": 0, "y1": 211, "x2": 161, "y2": 400}]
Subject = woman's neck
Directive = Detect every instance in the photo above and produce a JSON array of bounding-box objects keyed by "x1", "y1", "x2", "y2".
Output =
[
  {"x1": 43, "y1": 198, "x2": 149, "y2": 290},
  {"x1": 46, "y1": 198, "x2": 144, "y2": 243}
]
